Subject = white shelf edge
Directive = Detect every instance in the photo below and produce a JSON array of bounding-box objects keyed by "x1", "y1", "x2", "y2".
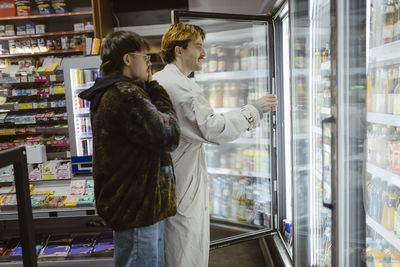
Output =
[
  {"x1": 367, "y1": 112, "x2": 400, "y2": 127},
  {"x1": 0, "y1": 207, "x2": 97, "y2": 220},
  {"x1": 231, "y1": 138, "x2": 270, "y2": 145},
  {"x1": 369, "y1": 40, "x2": 400, "y2": 64},
  {"x1": 366, "y1": 216, "x2": 400, "y2": 251},
  {"x1": 194, "y1": 69, "x2": 268, "y2": 82},
  {"x1": 366, "y1": 163, "x2": 400, "y2": 188},
  {"x1": 208, "y1": 168, "x2": 270, "y2": 178}
]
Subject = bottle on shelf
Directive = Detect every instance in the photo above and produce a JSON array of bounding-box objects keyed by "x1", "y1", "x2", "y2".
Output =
[
  {"x1": 393, "y1": 66, "x2": 400, "y2": 115},
  {"x1": 387, "y1": 68, "x2": 395, "y2": 114},
  {"x1": 383, "y1": 0, "x2": 396, "y2": 44}
]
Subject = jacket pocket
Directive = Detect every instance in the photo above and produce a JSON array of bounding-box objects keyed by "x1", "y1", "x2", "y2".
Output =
[{"x1": 177, "y1": 174, "x2": 201, "y2": 214}]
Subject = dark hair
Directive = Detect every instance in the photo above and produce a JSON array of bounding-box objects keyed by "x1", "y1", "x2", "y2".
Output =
[{"x1": 100, "y1": 31, "x2": 149, "y2": 75}]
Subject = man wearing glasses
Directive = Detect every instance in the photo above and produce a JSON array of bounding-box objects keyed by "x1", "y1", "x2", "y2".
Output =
[{"x1": 79, "y1": 31, "x2": 180, "y2": 267}]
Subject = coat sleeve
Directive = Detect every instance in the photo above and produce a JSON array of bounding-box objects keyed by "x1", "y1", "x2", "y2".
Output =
[
  {"x1": 178, "y1": 92, "x2": 261, "y2": 145},
  {"x1": 116, "y1": 82, "x2": 180, "y2": 152}
]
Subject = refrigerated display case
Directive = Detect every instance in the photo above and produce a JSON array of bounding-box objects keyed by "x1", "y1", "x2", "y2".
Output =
[
  {"x1": 63, "y1": 56, "x2": 101, "y2": 157},
  {"x1": 290, "y1": 0, "x2": 366, "y2": 266},
  {"x1": 366, "y1": 0, "x2": 400, "y2": 264},
  {"x1": 170, "y1": 11, "x2": 291, "y2": 258}
]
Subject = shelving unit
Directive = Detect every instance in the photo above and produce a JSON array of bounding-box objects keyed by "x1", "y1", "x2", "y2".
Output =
[
  {"x1": 0, "y1": 30, "x2": 94, "y2": 40},
  {"x1": 366, "y1": 163, "x2": 400, "y2": 188},
  {"x1": 0, "y1": 11, "x2": 93, "y2": 21},
  {"x1": 367, "y1": 216, "x2": 400, "y2": 251},
  {"x1": 0, "y1": 49, "x2": 84, "y2": 58},
  {"x1": 367, "y1": 112, "x2": 400, "y2": 127},
  {"x1": 208, "y1": 167, "x2": 270, "y2": 178},
  {"x1": 195, "y1": 69, "x2": 268, "y2": 82}
]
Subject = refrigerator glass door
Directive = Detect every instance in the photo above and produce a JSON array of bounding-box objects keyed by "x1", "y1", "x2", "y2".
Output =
[
  {"x1": 173, "y1": 11, "x2": 275, "y2": 237},
  {"x1": 366, "y1": 0, "x2": 400, "y2": 264},
  {"x1": 63, "y1": 56, "x2": 101, "y2": 157},
  {"x1": 290, "y1": 0, "x2": 333, "y2": 266}
]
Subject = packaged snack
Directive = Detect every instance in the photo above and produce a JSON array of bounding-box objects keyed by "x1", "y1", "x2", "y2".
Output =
[
  {"x1": 51, "y1": 0, "x2": 67, "y2": 14},
  {"x1": 30, "y1": 195, "x2": 46, "y2": 209},
  {"x1": 5, "y1": 24, "x2": 14, "y2": 36},
  {"x1": 28, "y1": 166, "x2": 41, "y2": 180},
  {"x1": 0, "y1": 0, "x2": 16, "y2": 17},
  {"x1": 16, "y1": 25, "x2": 25, "y2": 35},
  {"x1": 69, "y1": 180, "x2": 85, "y2": 196},
  {"x1": 85, "y1": 179, "x2": 94, "y2": 189},
  {"x1": 60, "y1": 36, "x2": 69, "y2": 50},
  {"x1": 76, "y1": 194, "x2": 94, "y2": 207},
  {"x1": 55, "y1": 161, "x2": 70, "y2": 179},
  {"x1": 63, "y1": 196, "x2": 78, "y2": 207},
  {"x1": 26, "y1": 23, "x2": 35, "y2": 34},
  {"x1": 31, "y1": 190, "x2": 54, "y2": 196},
  {"x1": 46, "y1": 39, "x2": 54, "y2": 51},
  {"x1": 0, "y1": 165, "x2": 13, "y2": 182},
  {"x1": 84, "y1": 21, "x2": 94, "y2": 31},
  {"x1": 43, "y1": 195, "x2": 66, "y2": 208},
  {"x1": 35, "y1": 0, "x2": 51, "y2": 15},
  {"x1": 15, "y1": 0, "x2": 30, "y2": 16},
  {"x1": 47, "y1": 234, "x2": 73, "y2": 245},
  {"x1": 0, "y1": 25, "x2": 5, "y2": 36},
  {"x1": 92, "y1": 232, "x2": 113, "y2": 256},
  {"x1": 73, "y1": 23, "x2": 84, "y2": 32},
  {"x1": 35, "y1": 24, "x2": 45, "y2": 34},
  {"x1": 41, "y1": 161, "x2": 59, "y2": 179}
]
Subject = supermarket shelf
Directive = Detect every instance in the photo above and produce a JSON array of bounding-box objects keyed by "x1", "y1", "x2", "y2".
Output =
[
  {"x1": 47, "y1": 151, "x2": 70, "y2": 160},
  {"x1": 0, "y1": 30, "x2": 94, "y2": 40},
  {"x1": 0, "y1": 11, "x2": 93, "y2": 21},
  {"x1": 195, "y1": 69, "x2": 268, "y2": 82},
  {"x1": 0, "y1": 207, "x2": 97, "y2": 221},
  {"x1": 0, "y1": 257, "x2": 113, "y2": 266},
  {"x1": 366, "y1": 216, "x2": 400, "y2": 251},
  {"x1": 231, "y1": 138, "x2": 270, "y2": 145},
  {"x1": 208, "y1": 168, "x2": 270, "y2": 178},
  {"x1": 0, "y1": 49, "x2": 84, "y2": 58},
  {"x1": 0, "y1": 75, "x2": 63, "y2": 84},
  {"x1": 367, "y1": 112, "x2": 400, "y2": 126},
  {"x1": 369, "y1": 40, "x2": 400, "y2": 65},
  {"x1": 0, "y1": 103, "x2": 66, "y2": 112},
  {"x1": 35, "y1": 127, "x2": 69, "y2": 135},
  {"x1": 366, "y1": 163, "x2": 400, "y2": 188}
]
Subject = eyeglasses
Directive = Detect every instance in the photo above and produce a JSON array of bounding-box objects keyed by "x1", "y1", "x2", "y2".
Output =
[{"x1": 128, "y1": 52, "x2": 151, "y2": 63}]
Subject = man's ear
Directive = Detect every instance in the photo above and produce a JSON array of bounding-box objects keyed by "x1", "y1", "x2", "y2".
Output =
[
  {"x1": 123, "y1": 53, "x2": 131, "y2": 65},
  {"x1": 174, "y1": 46, "x2": 183, "y2": 58}
]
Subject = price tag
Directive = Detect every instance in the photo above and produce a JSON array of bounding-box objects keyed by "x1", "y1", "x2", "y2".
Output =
[
  {"x1": 51, "y1": 101, "x2": 56, "y2": 108},
  {"x1": 50, "y1": 75, "x2": 57, "y2": 82},
  {"x1": 33, "y1": 102, "x2": 38, "y2": 109},
  {"x1": 12, "y1": 90, "x2": 17, "y2": 96},
  {"x1": 20, "y1": 76, "x2": 28, "y2": 83},
  {"x1": 28, "y1": 76, "x2": 35, "y2": 82}
]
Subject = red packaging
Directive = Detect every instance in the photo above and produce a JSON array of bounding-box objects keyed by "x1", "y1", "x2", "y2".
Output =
[{"x1": 0, "y1": 0, "x2": 16, "y2": 17}]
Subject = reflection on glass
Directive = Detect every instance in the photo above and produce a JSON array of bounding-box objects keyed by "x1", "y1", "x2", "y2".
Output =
[
  {"x1": 291, "y1": 0, "x2": 332, "y2": 266},
  {"x1": 366, "y1": 0, "x2": 400, "y2": 264}
]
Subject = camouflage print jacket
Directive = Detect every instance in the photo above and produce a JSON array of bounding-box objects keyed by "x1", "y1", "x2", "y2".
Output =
[{"x1": 79, "y1": 76, "x2": 180, "y2": 230}]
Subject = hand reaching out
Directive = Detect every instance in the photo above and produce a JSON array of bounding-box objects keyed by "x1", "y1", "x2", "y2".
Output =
[{"x1": 255, "y1": 94, "x2": 278, "y2": 113}]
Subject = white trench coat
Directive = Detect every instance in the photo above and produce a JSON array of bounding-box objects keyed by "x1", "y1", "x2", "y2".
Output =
[{"x1": 154, "y1": 64, "x2": 262, "y2": 267}]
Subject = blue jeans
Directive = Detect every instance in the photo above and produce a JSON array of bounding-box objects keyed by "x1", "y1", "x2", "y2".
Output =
[{"x1": 114, "y1": 221, "x2": 165, "y2": 267}]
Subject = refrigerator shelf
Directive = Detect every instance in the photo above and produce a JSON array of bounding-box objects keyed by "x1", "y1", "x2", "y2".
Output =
[
  {"x1": 369, "y1": 40, "x2": 400, "y2": 65},
  {"x1": 366, "y1": 163, "x2": 400, "y2": 188},
  {"x1": 208, "y1": 167, "x2": 270, "y2": 178},
  {"x1": 367, "y1": 112, "x2": 400, "y2": 127},
  {"x1": 366, "y1": 216, "x2": 400, "y2": 251},
  {"x1": 195, "y1": 69, "x2": 268, "y2": 82},
  {"x1": 231, "y1": 138, "x2": 270, "y2": 145}
]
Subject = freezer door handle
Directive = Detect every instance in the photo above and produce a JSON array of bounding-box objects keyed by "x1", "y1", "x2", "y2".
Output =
[{"x1": 321, "y1": 116, "x2": 335, "y2": 210}]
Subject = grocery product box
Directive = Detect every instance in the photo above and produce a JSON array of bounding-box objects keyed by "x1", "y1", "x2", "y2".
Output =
[
  {"x1": 0, "y1": 1, "x2": 16, "y2": 17},
  {"x1": 25, "y1": 144, "x2": 46, "y2": 164}
]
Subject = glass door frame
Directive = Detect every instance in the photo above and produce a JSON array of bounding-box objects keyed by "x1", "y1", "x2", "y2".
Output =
[{"x1": 171, "y1": 9, "x2": 280, "y2": 248}]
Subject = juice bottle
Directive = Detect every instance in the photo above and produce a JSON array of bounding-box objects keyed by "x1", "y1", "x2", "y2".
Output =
[
  {"x1": 387, "y1": 68, "x2": 395, "y2": 114},
  {"x1": 383, "y1": 0, "x2": 396, "y2": 44},
  {"x1": 375, "y1": 69, "x2": 387, "y2": 113},
  {"x1": 392, "y1": 128, "x2": 400, "y2": 174},
  {"x1": 393, "y1": 67, "x2": 400, "y2": 115},
  {"x1": 395, "y1": 198, "x2": 400, "y2": 237}
]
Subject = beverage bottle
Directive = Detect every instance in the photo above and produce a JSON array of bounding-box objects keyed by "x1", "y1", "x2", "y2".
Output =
[
  {"x1": 376, "y1": 68, "x2": 388, "y2": 113},
  {"x1": 215, "y1": 83, "x2": 223, "y2": 108},
  {"x1": 377, "y1": 126, "x2": 388, "y2": 167},
  {"x1": 395, "y1": 197, "x2": 400, "y2": 237},
  {"x1": 382, "y1": 255, "x2": 392, "y2": 267},
  {"x1": 393, "y1": 67, "x2": 400, "y2": 115},
  {"x1": 387, "y1": 68, "x2": 395, "y2": 114},
  {"x1": 366, "y1": 255, "x2": 374, "y2": 267},
  {"x1": 392, "y1": 128, "x2": 400, "y2": 174},
  {"x1": 209, "y1": 84, "x2": 217, "y2": 108},
  {"x1": 223, "y1": 83, "x2": 231, "y2": 108},
  {"x1": 208, "y1": 44, "x2": 218, "y2": 73},
  {"x1": 383, "y1": 0, "x2": 396, "y2": 44}
]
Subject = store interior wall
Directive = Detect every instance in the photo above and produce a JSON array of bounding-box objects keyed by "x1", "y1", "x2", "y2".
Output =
[{"x1": 112, "y1": 0, "x2": 277, "y2": 27}]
